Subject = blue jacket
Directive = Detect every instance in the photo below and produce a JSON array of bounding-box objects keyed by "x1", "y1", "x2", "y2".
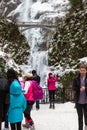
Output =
[{"x1": 8, "y1": 80, "x2": 26, "y2": 123}]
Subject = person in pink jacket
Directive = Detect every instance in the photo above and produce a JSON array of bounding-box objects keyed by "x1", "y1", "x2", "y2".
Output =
[
  {"x1": 47, "y1": 72, "x2": 58, "y2": 109},
  {"x1": 22, "y1": 73, "x2": 35, "y2": 129}
]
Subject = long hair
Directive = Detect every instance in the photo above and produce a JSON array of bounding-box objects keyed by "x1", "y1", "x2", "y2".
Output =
[{"x1": 7, "y1": 68, "x2": 18, "y2": 86}]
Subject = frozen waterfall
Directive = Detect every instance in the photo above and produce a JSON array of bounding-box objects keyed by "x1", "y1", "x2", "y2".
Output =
[{"x1": 7, "y1": 0, "x2": 70, "y2": 86}]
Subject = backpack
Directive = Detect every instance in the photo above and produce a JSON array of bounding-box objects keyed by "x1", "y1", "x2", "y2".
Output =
[{"x1": 33, "y1": 81, "x2": 44, "y2": 100}]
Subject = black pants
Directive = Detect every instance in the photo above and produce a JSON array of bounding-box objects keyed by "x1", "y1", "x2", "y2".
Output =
[
  {"x1": 0, "y1": 118, "x2": 2, "y2": 130},
  {"x1": 4, "y1": 115, "x2": 8, "y2": 128},
  {"x1": 49, "y1": 90, "x2": 55, "y2": 105},
  {"x1": 10, "y1": 122, "x2": 21, "y2": 130},
  {"x1": 76, "y1": 103, "x2": 87, "y2": 130},
  {"x1": 24, "y1": 101, "x2": 34, "y2": 123},
  {"x1": 4, "y1": 104, "x2": 9, "y2": 128}
]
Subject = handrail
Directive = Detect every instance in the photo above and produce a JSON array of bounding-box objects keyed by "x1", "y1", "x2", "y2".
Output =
[
  {"x1": 17, "y1": 22, "x2": 57, "y2": 28},
  {"x1": 41, "y1": 87, "x2": 74, "y2": 104}
]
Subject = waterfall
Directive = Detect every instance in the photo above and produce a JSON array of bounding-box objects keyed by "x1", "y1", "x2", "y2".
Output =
[
  {"x1": 7, "y1": 0, "x2": 70, "y2": 86},
  {"x1": 16, "y1": 0, "x2": 51, "y2": 86}
]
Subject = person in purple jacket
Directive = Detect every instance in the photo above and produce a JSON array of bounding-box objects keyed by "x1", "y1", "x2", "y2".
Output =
[{"x1": 47, "y1": 72, "x2": 58, "y2": 109}]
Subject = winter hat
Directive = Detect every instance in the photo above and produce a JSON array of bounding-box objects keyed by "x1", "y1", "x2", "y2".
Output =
[
  {"x1": 23, "y1": 73, "x2": 33, "y2": 78},
  {"x1": 48, "y1": 72, "x2": 53, "y2": 76},
  {"x1": 18, "y1": 77, "x2": 24, "y2": 81}
]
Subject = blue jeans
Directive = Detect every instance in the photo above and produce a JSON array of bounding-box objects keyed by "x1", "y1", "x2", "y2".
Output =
[{"x1": 36, "y1": 100, "x2": 40, "y2": 109}]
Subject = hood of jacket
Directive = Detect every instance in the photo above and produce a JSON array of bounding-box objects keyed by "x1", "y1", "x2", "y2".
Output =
[
  {"x1": 48, "y1": 72, "x2": 53, "y2": 77},
  {"x1": 10, "y1": 81, "x2": 22, "y2": 95}
]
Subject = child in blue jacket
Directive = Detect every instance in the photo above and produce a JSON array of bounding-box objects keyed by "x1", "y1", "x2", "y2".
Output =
[{"x1": 7, "y1": 69, "x2": 26, "y2": 130}]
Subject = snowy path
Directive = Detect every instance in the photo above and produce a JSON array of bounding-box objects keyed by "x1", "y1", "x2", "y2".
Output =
[
  {"x1": 2, "y1": 102, "x2": 83, "y2": 130},
  {"x1": 23, "y1": 102, "x2": 78, "y2": 130}
]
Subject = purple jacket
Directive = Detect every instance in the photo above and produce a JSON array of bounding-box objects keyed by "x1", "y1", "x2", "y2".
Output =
[{"x1": 47, "y1": 77, "x2": 58, "y2": 91}]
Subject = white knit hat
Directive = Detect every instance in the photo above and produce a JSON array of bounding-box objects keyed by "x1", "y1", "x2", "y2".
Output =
[{"x1": 23, "y1": 73, "x2": 33, "y2": 78}]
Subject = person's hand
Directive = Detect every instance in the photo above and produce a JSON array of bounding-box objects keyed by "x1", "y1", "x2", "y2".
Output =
[{"x1": 80, "y1": 86, "x2": 85, "y2": 92}]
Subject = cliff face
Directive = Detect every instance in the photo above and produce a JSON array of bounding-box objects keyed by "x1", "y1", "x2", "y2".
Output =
[
  {"x1": 0, "y1": 0, "x2": 21, "y2": 18},
  {"x1": 0, "y1": 20, "x2": 30, "y2": 76}
]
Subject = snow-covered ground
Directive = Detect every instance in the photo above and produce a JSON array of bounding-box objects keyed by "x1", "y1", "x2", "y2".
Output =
[
  {"x1": 23, "y1": 102, "x2": 79, "y2": 130},
  {"x1": 3, "y1": 102, "x2": 86, "y2": 130},
  {"x1": 3, "y1": 102, "x2": 87, "y2": 130}
]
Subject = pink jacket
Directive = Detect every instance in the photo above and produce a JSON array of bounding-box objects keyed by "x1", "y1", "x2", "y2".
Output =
[
  {"x1": 47, "y1": 77, "x2": 58, "y2": 91},
  {"x1": 24, "y1": 81, "x2": 35, "y2": 102}
]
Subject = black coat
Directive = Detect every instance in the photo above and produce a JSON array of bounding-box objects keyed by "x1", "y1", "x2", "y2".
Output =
[
  {"x1": 0, "y1": 78, "x2": 10, "y2": 121},
  {"x1": 32, "y1": 74, "x2": 40, "y2": 84},
  {"x1": 73, "y1": 73, "x2": 87, "y2": 103}
]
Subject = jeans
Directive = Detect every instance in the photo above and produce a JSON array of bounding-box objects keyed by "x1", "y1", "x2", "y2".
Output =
[{"x1": 36, "y1": 100, "x2": 40, "y2": 109}]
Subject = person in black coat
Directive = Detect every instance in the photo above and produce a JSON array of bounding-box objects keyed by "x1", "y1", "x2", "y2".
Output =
[
  {"x1": 0, "y1": 74, "x2": 10, "y2": 130},
  {"x1": 32, "y1": 70, "x2": 40, "y2": 84},
  {"x1": 32, "y1": 70, "x2": 40, "y2": 110},
  {"x1": 73, "y1": 64, "x2": 87, "y2": 130}
]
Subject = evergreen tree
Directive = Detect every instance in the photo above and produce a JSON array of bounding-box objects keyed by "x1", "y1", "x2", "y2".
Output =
[{"x1": 69, "y1": 0, "x2": 83, "y2": 9}]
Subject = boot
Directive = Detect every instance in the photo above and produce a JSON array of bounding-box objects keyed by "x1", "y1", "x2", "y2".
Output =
[
  {"x1": 53, "y1": 103, "x2": 55, "y2": 109},
  {"x1": 29, "y1": 124, "x2": 35, "y2": 130},
  {"x1": 49, "y1": 103, "x2": 52, "y2": 109},
  {"x1": 85, "y1": 125, "x2": 87, "y2": 130},
  {"x1": 22, "y1": 122, "x2": 30, "y2": 128}
]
